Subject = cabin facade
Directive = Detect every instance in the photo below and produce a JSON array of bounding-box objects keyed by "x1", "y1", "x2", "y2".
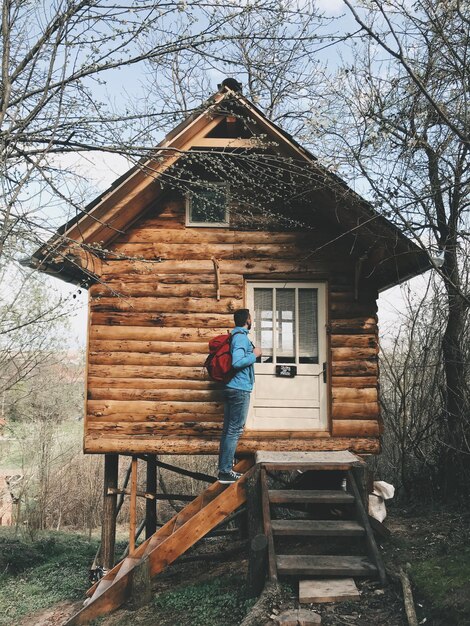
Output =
[
  {"x1": 30, "y1": 82, "x2": 433, "y2": 623},
  {"x1": 31, "y1": 83, "x2": 430, "y2": 459}
]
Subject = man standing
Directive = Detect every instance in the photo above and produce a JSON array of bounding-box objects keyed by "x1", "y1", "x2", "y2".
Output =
[{"x1": 218, "y1": 309, "x2": 262, "y2": 484}]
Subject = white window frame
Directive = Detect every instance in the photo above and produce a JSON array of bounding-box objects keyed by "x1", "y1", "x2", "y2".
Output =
[
  {"x1": 185, "y1": 183, "x2": 230, "y2": 227},
  {"x1": 247, "y1": 281, "x2": 327, "y2": 375}
]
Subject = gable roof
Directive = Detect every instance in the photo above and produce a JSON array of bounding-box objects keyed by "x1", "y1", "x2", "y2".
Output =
[{"x1": 27, "y1": 83, "x2": 432, "y2": 291}]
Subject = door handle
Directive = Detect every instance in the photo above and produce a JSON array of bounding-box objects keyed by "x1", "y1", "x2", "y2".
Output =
[{"x1": 322, "y1": 362, "x2": 327, "y2": 383}]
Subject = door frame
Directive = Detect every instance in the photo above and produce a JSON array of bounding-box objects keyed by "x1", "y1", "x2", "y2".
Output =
[{"x1": 245, "y1": 279, "x2": 329, "y2": 432}]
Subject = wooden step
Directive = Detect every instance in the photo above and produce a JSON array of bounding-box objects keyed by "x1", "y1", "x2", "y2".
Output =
[
  {"x1": 276, "y1": 555, "x2": 377, "y2": 577},
  {"x1": 271, "y1": 519, "x2": 364, "y2": 537},
  {"x1": 269, "y1": 490, "x2": 355, "y2": 504}
]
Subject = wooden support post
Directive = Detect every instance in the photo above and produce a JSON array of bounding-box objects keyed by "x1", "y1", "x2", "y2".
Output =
[
  {"x1": 129, "y1": 555, "x2": 152, "y2": 610},
  {"x1": 129, "y1": 456, "x2": 138, "y2": 556},
  {"x1": 146, "y1": 454, "x2": 157, "y2": 539},
  {"x1": 246, "y1": 465, "x2": 266, "y2": 597},
  {"x1": 247, "y1": 534, "x2": 268, "y2": 598},
  {"x1": 101, "y1": 454, "x2": 119, "y2": 570}
]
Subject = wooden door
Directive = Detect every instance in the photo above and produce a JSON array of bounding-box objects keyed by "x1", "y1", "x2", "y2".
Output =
[{"x1": 246, "y1": 281, "x2": 328, "y2": 431}]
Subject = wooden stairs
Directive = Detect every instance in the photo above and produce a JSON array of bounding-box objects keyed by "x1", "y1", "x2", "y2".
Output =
[
  {"x1": 64, "y1": 458, "x2": 254, "y2": 626},
  {"x1": 257, "y1": 451, "x2": 387, "y2": 586}
]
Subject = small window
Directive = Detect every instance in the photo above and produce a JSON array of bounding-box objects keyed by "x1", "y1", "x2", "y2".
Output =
[{"x1": 186, "y1": 185, "x2": 229, "y2": 227}]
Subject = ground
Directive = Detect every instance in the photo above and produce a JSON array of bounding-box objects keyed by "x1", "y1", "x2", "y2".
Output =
[{"x1": 1, "y1": 505, "x2": 469, "y2": 626}]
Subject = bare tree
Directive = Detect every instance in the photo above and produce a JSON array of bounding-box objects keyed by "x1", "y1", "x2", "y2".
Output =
[{"x1": 315, "y1": 0, "x2": 470, "y2": 489}]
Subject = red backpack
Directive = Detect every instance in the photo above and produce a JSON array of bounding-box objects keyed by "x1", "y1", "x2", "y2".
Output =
[{"x1": 204, "y1": 331, "x2": 240, "y2": 383}]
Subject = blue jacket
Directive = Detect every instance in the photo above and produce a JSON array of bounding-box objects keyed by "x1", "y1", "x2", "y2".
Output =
[{"x1": 225, "y1": 327, "x2": 256, "y2": 392}]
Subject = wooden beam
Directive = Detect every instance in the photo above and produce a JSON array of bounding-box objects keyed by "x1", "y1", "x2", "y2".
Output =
[
  {"x1": 100, "y1": 454, "x2": 119, "y2": 570},
  {"x1": 129, "y1": 457, "x2": 138, "y2": 555},
  {"x1": 191, "y1": 137, "x2": 267, "y2": 148},
  {"x1": 146, "y1": 455, "x2": 157, "y2": 539}
]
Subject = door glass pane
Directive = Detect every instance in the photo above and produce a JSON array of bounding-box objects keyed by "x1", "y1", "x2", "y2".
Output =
[
  {"x1": 254, "y1": 288, "x2": 273, "y2": 363},
  {"x1": 276, "y1": 289, "x2": 295, "y2": 363},
  {"x1": 299, "y1": 288, "x2": 319, "y2": 364}
]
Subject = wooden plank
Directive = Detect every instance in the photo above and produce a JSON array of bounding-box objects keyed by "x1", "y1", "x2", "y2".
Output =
[
  {"x1": 268, "y1": 490, "x2": 355, "y2": 505},
  {"x1": 256, "y1": 450, "x2": 363, "y2": 469},
  {"x1": 299, "y1": 578, "x2": 360, "y2": 604},
  {"x1": 271, "y1": 520, "x2": 364, "y2": 537},
  {"x1": 347, "y1": 470, "x2": 387, "y2": 585},
  {"x1": 276, "y1": 555, "x2": 377, "y2": 577}
]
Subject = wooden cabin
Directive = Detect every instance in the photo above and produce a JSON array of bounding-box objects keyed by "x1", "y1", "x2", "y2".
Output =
[
  {"x1": 30, "y1": 81, "x2": 430, "y2": 460},
  {"x1": 30, "y1": 81, "x2": 432, "y2": 623}
]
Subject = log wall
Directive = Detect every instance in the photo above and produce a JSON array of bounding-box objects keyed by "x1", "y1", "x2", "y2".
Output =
[{"x1": 85, "y1": 194, "x2": 381, "y2": 455}]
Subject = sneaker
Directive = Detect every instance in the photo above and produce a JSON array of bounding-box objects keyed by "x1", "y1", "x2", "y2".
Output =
[{"x1": 218, "y1": 470, "x2": 241, "y2": 484}]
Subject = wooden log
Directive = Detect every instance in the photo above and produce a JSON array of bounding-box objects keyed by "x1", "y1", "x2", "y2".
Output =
[
  {"x1": 89, "y1": 325, "x2": 228, "y2": 341},
  {"x1": 100, "y1": 454, "x2": 118, "y2": 570},
  {"x1": 99, "y1": 259, "x2": 345, "y2": 277},
  {"x1": 89, "y1": 340, "x2": 208, "y2": 354},
  {"x1": 88, "y1": 399, "x2": 222, "y2": 416},
  {"x1": 332, "y1": 420, "x2": 380, "y2": 437},
  {"x1": 330, "y1": 318, "x2": 377, "y2": 334},
  {"x1": 90, "y1": 283, "x2": 242, "y2": 299},
  {"x1": 332, "y1": 388, "x2": 378, "y2": 402},
  {"x1": 90, "y1": 296, "x2": 242, "y2": 314},
  {"x1": 88, "y1": 352, "x2": 205, "y2": 367},
  {"x1": 110, "y1": 242, "x2": 309, "y2": 260},
  {"x1": 90, "y1": 312, "x2": 234, "y2": 327},
  {"x1": 92, "y1": 272, "x2": 243, "y2": 285},
  {"x1": 88, "y1": 389, "x2": 223, "y2": 402},
  {"x1": 84, "y1": 435, "x2": 381, "y2": 455},
  {"x1": 330, "y1": 335, "x2": 377, "y2": 348},
  {"x1": 87, "y1": 412, "x2": 222, "y2": 424},
  {"x1": 114, "y1": 229, "x2": 310, "y2": 244},
  {"x1": 331, "y1": 376, "x2": 377, "y2": 388},
  {"x1": 332, "y1": 361, "x2": 378, "y2": 376},
  {"x1": 331, "y1": 402, "x2": 380, "y2": 419},
  {"x1": 87, "y1": 377, "x2": 219, "y2": 390},
  {"x1": 331, "y1": 347, "x2": 378, "y2": 361},
  {"x1": 88, "y1": 422, "x2": 223, "y2": 436},
  {"x1": 88, "y1": 364, "x2": 208, "y2": 379},
  {"x1": 399, "y1": 566, "x2": 419, "y2": 626}
]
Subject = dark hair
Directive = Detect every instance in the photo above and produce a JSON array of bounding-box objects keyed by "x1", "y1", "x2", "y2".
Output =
[{"x1": 234, "y1": 309, "x2": 250, "y2": 327}]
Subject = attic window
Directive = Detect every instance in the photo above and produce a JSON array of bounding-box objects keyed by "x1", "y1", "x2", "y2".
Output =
[{"x1": 186, "y1": 184, "x2": 229, "y2": 227}]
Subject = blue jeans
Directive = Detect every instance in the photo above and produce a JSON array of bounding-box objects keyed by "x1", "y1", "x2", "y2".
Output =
[{"x1": 218, "y1": 388, "x2": 251, "y2": 473}]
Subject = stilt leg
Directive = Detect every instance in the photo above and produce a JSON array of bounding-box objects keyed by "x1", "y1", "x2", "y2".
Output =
[
  {"x1": 101, "y1": 454, "x2": 118, "y2": 570},
  {"x1": 146, "y1": 454, "x2": 157, "y2": 539}
]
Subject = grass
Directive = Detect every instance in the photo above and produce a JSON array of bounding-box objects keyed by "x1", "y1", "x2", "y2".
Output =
[
  {"x1": 411, "y1": 546, "x2": 470, "y2": 624},
  {"x1": 0, "y1": 528, "x2": 97, "y2": 626},
  {"x1": 152, "y1": 575, "x2": 255, "y2": 626}
]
